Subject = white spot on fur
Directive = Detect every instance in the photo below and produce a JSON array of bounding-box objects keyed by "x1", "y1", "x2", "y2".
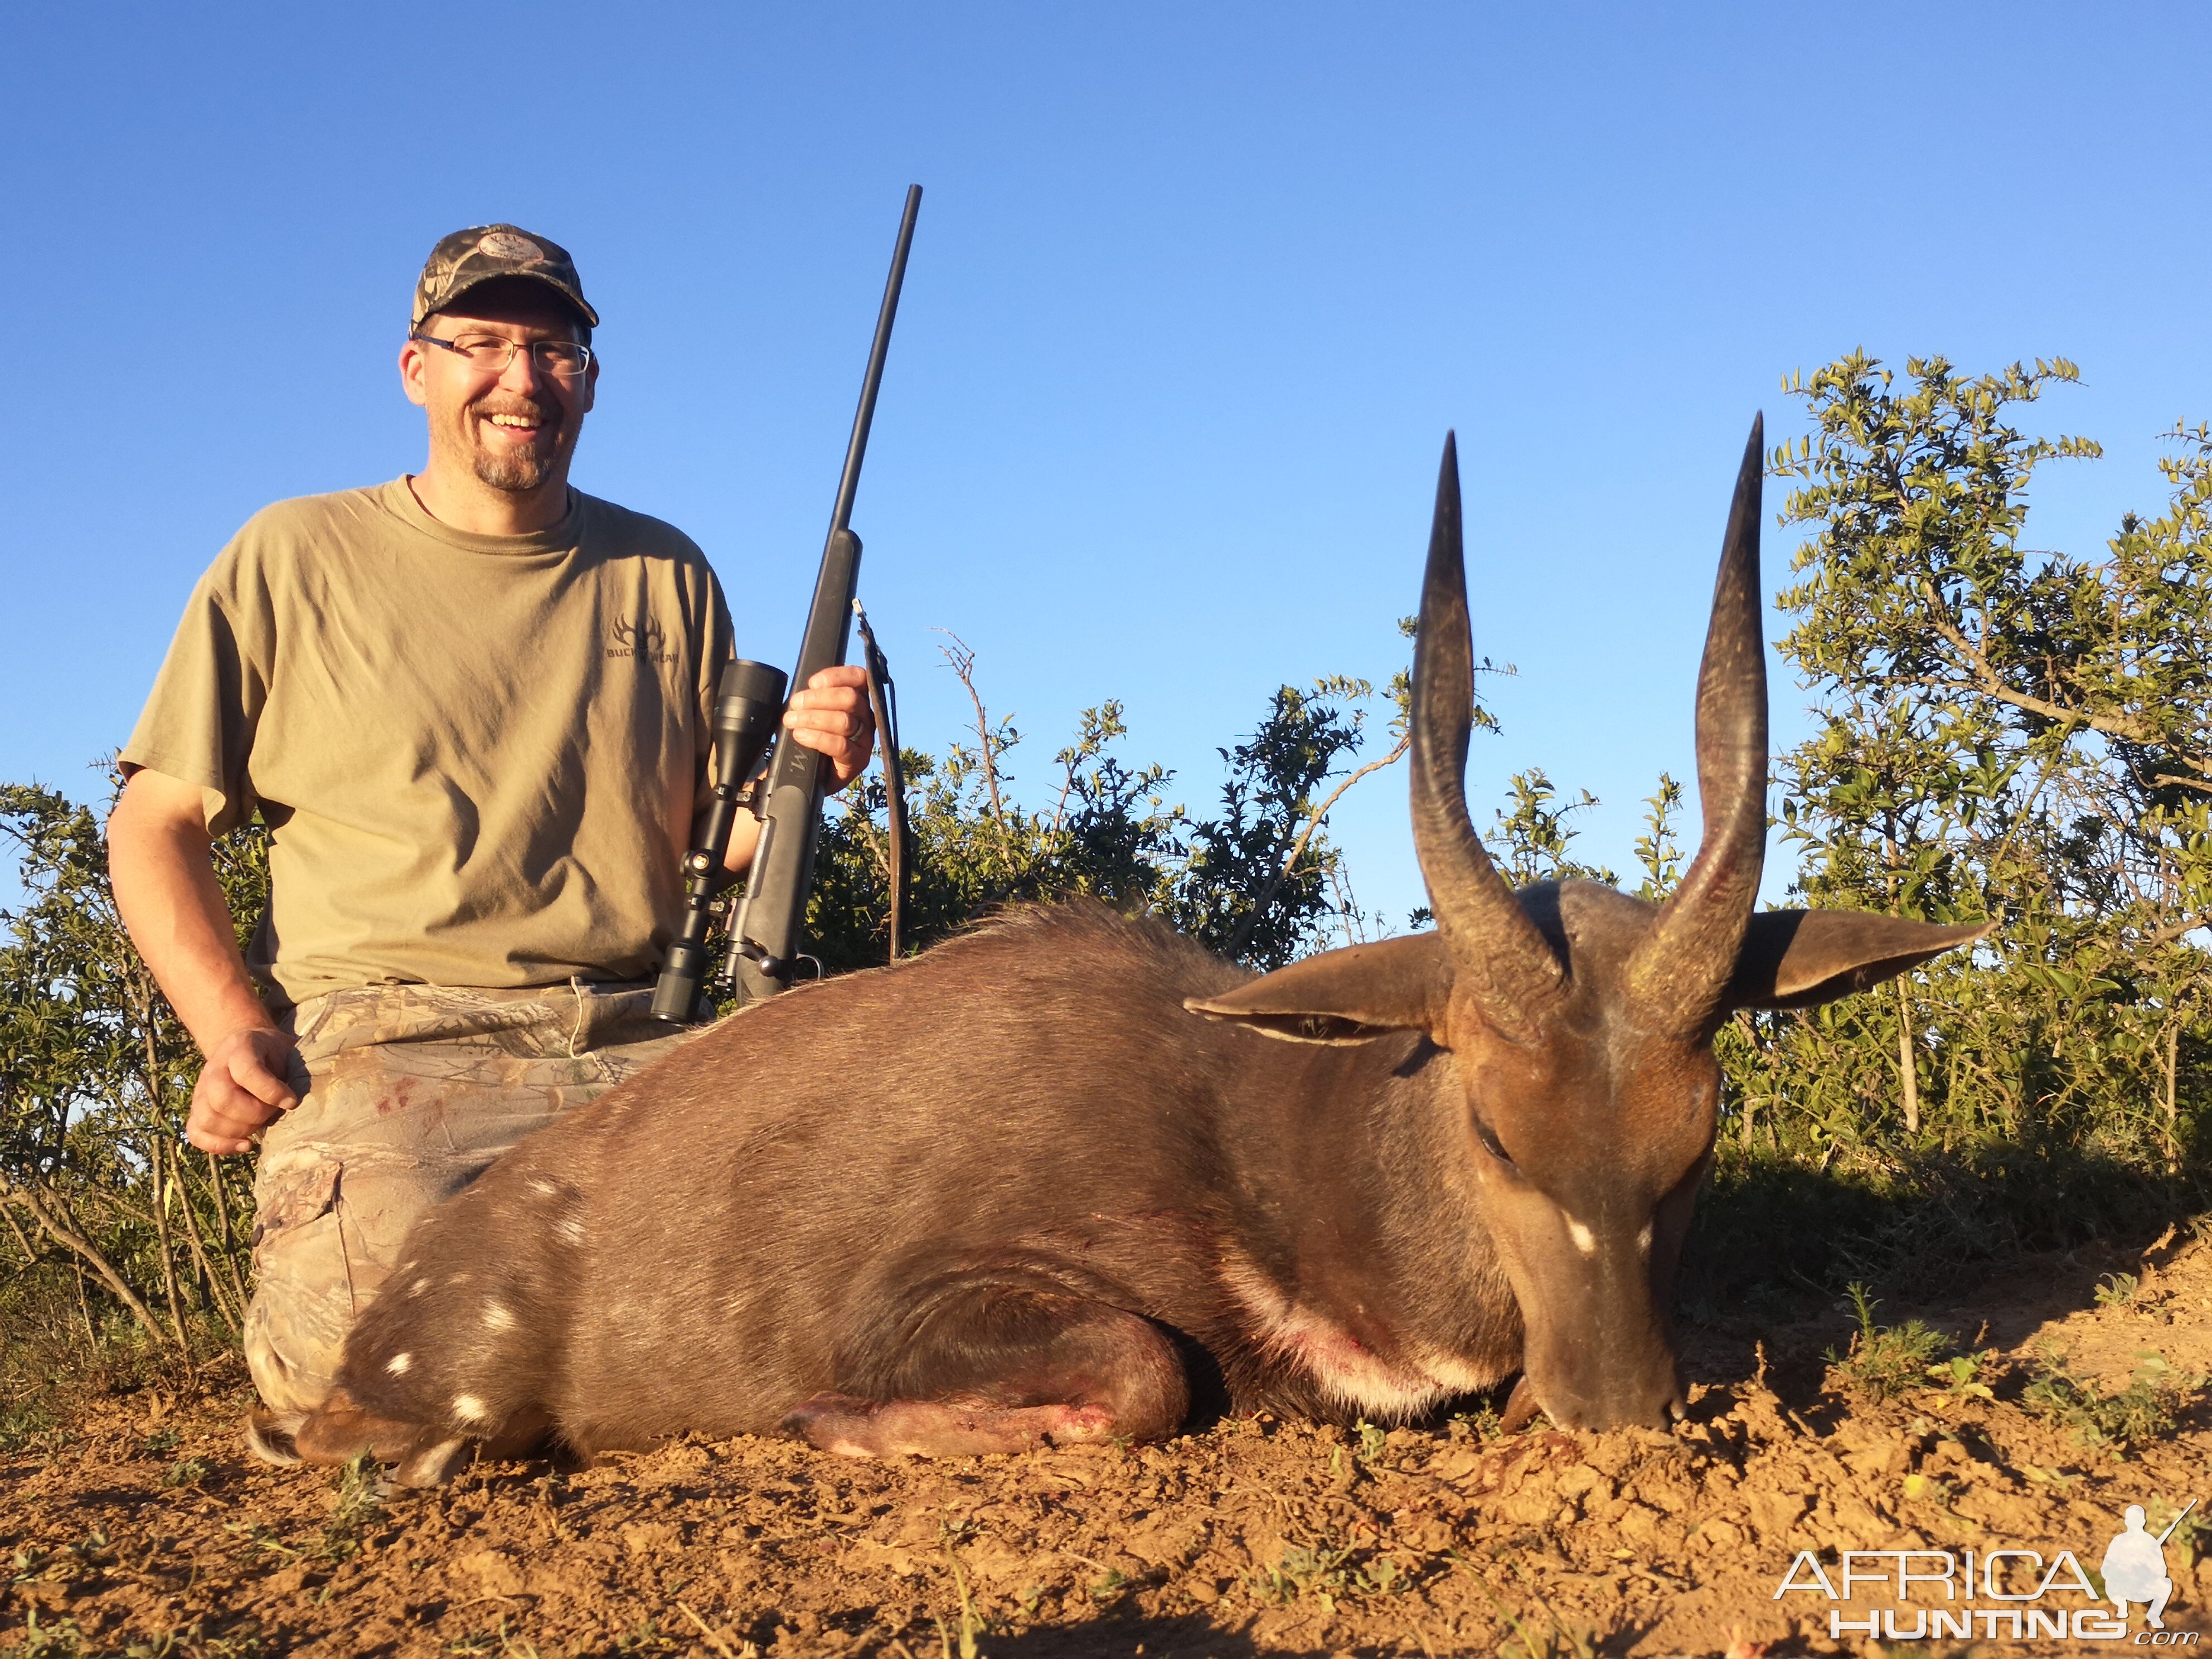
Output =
[
  {"x1": 556, "y1": 1215, "x2": 585, "y2": 1246},
  {"x1": 1566, "y1": 1219, "x2": 1597, "y2": 1255},
  {"x1": 386, "y1": 1352, "x2": 412, "y2": 1376},
  {"x1": 528, "y1": 1178, "x2": 558, "y2": 1199},
  {"x1": 1636, "y1": 1223, "x2": 1653, "y2": 1254},
  {"x1": 482, "y1": 1302, "x2": 515, "y2": 1332},
  {"x1": 448, "y1": 1273, "x2": 470, "y2": 1287},
  {"x1": 452, "y1": 1393, "x2": 490, "y2": 1425},
  {"x1": 406, "y1": 1278, "x2": 428, "y2": 1298}
]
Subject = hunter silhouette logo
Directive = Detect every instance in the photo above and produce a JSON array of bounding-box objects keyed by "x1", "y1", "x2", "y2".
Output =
[
  {"x1": 2105, "y1": 1501, "x2": 2198, "y2": 1632},
  {"x1": 607, "y1": 614, "x2": 675, "y2": 666},
  {"x1": 1771, "y1": 1496, "x2": 2200, "y2": 1643}
]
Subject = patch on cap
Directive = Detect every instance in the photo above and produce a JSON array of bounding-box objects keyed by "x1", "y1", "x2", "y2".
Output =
[{"x1": 476, "y1": 230, "x2": 545, "y2": 263}]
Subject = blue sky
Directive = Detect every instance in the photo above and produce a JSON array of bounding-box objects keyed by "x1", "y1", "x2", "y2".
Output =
[{"x1": 4, "y1": 3, "x2": 2208, "y2": 933}]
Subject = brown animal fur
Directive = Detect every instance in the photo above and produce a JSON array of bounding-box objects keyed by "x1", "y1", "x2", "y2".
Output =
[{"x1": 304, "y1": 906, "x2": 1520, "y2": 1471}]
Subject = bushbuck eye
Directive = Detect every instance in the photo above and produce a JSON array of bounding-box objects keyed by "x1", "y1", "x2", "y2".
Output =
[{"x1": 1472, "y1": 1114, "x2": 1517, "y2": 1169}]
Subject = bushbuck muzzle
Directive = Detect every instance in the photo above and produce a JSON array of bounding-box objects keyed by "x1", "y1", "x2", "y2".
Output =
[{"x1": 263, "y1": 421, "x2": 1992, "y2": 1481}]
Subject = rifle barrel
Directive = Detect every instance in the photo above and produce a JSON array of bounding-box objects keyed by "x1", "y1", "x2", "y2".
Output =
[
  {"x1": 829, "y1": 183, "x2": 923, "y2": 540},
  {"x1": 727, "y1": 184, "x2": 922, "y2": 1002},
  {"x1": 2155, "y1": 1497, "x2": 2198, "y2": 1545}
]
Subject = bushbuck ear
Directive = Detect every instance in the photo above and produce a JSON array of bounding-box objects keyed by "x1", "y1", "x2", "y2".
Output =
[
  {"x1": 1185, "y1": 933, "x2": 1451, "y2": 1044},
  {"x1": 1728, "y1": 910, "x2": 1992, "y2": 1010}
]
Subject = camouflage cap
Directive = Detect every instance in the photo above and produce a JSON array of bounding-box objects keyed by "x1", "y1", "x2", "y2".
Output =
[{"x1": 411, "y1": 224, "x2": 599, "y2": 331}]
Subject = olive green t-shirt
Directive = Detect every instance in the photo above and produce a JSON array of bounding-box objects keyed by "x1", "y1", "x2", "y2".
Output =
[{"x1": 121, "y1": 479, "x2": 733, "y2": 1003}]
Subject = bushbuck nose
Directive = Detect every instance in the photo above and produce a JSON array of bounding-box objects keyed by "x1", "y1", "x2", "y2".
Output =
[
  {"x1": 1519, "y1": 1357, "x2": 1685, "y2": 1432},
  {"x1": 1513, "y1": 1270, "x2": 1686, "y2": 1433},
  {"x1": 1541, "y1": 1366, "x2": 1685, "y2": 1432}
]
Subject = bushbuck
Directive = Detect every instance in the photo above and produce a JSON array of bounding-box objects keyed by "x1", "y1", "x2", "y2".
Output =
[{"x1": 264, "y1": 421, "x2": 1985, "y2": 1484}]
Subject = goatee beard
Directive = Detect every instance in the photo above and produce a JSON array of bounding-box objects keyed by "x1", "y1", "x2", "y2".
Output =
[
  {"x1": 473, "y1": 447, "x2": 552, "y2": 492},
  {"x1": 468, "y1": 396, "x2": 564, "y2": 493}
]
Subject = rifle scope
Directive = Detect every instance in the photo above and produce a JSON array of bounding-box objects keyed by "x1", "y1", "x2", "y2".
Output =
[{"x1": 650, "y1": 657, "x2": 788, "y2": 1023}]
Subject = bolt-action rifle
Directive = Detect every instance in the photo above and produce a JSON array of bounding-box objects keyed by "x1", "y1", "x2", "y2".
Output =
[{"x1": 650, "y1": 184, "x2": 920, "y2": 1023}]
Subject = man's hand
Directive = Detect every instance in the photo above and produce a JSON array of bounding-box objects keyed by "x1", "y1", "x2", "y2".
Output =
[
  {"x1": 111, "y1": 768, "x2": 305, "y2": 1156},
  {"x1": 712, "y1": 666, "x2": 881, "y2": 873},
  {"x1": 783, "y1": 664, "x2": 877, "y2": 789},
  {"x1": 186, "y1": 1025, "x2": 305, "y2": 1154}
]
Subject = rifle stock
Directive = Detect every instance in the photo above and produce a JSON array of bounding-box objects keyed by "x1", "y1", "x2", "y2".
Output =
[{"x1": 725, "y1": 183, "x2": 921, "y2": 1005}]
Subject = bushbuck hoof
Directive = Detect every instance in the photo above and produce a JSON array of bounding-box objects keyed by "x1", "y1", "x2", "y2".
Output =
[
  {"x1": 779, "y1": 1392, "x2": 1119, "y2": 1457},
  {"x1": 1500, "y1": 1377, "x2": 1545, "y2": 1434},
  {"x1": 244, "y1": 1408, "x2": 306, "y2": 1468},
  {"x1": 285, "y1": 1389, "x2": 477, "y2": 1486}
]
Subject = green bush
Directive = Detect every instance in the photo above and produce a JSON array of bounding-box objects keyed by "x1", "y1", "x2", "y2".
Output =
[
  {"x1": 1826, "y1": 1283, "x2": 1949, "y2": 1400},
  {"x1": 2022, "y1": 1347, "x2": 2200, "y2": 1454}
]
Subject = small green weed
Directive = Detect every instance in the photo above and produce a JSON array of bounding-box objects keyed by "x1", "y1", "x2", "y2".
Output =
[
  {"x1": 1255, "y1": 1544, "x2": 1355, "y2": 1611},
  {"x1": 1451, "y1": 1405, "x2": 1502, "y2": 1439},
  {"x1": 934, "y1": 1530, "x2": 989, "y2": 1659},
  {"x1": 138, "y1": 1626, "x2": 264, "y2": 1659},
  {"x1": 1356, "y1": 1418, "x2": 1389, "y2": 1462},
  {"x1": 1827, "y1": 1283, "x2": 1948, "y2": 1399},
  {"x1": 1926, "y1": 1351, "x2": 1996, "y2": 1400},
  {"x1": 2094, "y1": 1271, "x2": 2140, "y2": 1309},
  {"x1": 1249, "y1": 1540, "x2": 1408, "y2": 1612},
  {"x1": 2022, "y1": 1348, "x2": 2199, "y2": 1454},
  {"x1": 0, "y1": 1407, "x2": 66, "y2": 1459},
  {"x1": 1, "y1": 1609, "x2": 85, "y2": 1659},
  {"x1": 1357, "y1": 1555, "x2": 1408, "y2": 1595},
  {"x1": 316, "y1": 1452, "x2": 383, "y2": 1561},
  {"x1": 1464, "y1": 1566, "x2": 1598, "y2": 1659},
  {"x1": 221, "y1": 1521, "x2": 299, "y2": 1564},
  {"x1": 1, "y1": 1604, "x2": 222, "y2": 1659},
  {"x1": 161, "y1": 1456, "x2": 211, "y2": 1488}
]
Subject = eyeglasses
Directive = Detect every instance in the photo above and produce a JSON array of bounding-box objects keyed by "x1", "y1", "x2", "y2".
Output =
[{"x1": 410, "y1": 331, "x2": 594, "y2": 379}]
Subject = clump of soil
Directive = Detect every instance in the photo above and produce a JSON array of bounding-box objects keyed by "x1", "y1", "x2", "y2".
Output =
[{"x1": 6, "y1": 1230, "x2": 2209, "y2": 1658}]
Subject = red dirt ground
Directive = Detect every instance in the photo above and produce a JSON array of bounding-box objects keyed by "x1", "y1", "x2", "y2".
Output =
[{"x1": 6, "y1": 1226, "x2": 2208, "y2": 1658}]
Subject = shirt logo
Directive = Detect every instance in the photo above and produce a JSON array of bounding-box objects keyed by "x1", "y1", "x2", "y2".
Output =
[{"x1": 608, "y1": 614, "x2": 676, "y2": 667}]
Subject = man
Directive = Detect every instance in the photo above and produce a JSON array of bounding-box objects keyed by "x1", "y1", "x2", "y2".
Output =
[{"x1": 108, "y1": 224, "x2": 874, "y2": 1416}]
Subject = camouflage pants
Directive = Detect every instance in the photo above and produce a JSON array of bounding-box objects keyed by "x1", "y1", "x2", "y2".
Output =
[{"x1": 245, "y1": 982, "x2": 697, "y2": 1414}]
